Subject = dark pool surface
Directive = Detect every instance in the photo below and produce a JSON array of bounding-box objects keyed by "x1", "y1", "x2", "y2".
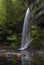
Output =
[{"x1": 0, "y1": 50, "x2": 44, "y2": 65}]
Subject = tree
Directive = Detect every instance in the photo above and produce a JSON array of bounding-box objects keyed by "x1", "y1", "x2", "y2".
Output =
[{"x1": 0, "y1": 0, "x2": 26, "y2": 48}]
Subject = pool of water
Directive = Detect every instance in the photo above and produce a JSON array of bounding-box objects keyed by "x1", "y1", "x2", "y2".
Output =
[{"x1": 0, "y1": 50, "x2": 44, "y2": 65}]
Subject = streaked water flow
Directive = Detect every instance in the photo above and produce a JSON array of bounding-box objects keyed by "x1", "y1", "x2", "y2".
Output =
[{"x1": 20, "y1": 8, "x2": 32, "y2": 50}]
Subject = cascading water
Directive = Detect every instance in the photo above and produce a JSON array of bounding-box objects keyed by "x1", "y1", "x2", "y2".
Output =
[{"x1": 20, "y1": 8, "x2": 32, "y2": 50}]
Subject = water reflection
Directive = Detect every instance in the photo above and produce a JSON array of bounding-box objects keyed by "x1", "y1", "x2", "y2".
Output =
[
  {"x1": 21, "y1": 50, "x2": 33, "y2": 65},
  {"x1": 21, "y1": 50, "x2": 44, "y2": 65},
  {"x1": 0, "y1": 50, "x2": 44, "y2": 65}
]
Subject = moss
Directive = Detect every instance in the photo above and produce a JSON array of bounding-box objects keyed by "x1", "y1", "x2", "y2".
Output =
[
  {"x1": 31, "y1": 25, "x2": 44, "y2": 48},
  {"x1": 11, "y1": 43, "x2": 17, "y2": 49}
]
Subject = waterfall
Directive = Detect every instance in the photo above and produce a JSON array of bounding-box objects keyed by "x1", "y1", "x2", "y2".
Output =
[{"x1": 20, "y1": 8, "x2": 32, "y2": 50}]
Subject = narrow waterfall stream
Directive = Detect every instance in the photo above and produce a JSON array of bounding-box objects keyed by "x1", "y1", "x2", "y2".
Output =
[{"x1": 20, "y1": 8, "x2": 32, "y2": 50}]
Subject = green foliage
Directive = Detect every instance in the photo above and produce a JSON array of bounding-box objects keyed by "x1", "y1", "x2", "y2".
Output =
[
  {"x1": 5, "y1": 30, "x2": 12, "y2": 34},
  {"x1": 40, "y1": 0, "x2": 44, "y2": 5},
  {"x1": 7, "y1": 34, "x2": 17, "y2": 41},
  {"x1": 31, "y1": 25, "x2": 44, "y2": 48},
  {"x1": 0, "y1": 0, "x2": 6, "y2": 25},
  {"x1": 31, "y1": 30, "x2": 38, "y2": 37},
  {"x1": 11, "y1": 43, "x2": 17, "y2": 49},
  {"x1": 0, "y1": 0, "x2": 26, "y2": 48}
]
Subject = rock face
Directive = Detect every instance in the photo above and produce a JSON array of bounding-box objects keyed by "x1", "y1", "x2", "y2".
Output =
[
  {"x1": 25, "y1": 0, "x2": 44, "y2": 49},
  {"x1": 30, "y1": 0, "x2": 44, "y2": 26},
  {"x1": 24, "y1": 0, "x2": 35, "y2": 4},
  {"x1": 24, "y1": 0, "x2": 44, "y2": 25}
]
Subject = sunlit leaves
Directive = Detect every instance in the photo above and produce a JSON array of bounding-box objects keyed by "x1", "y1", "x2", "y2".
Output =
[
  {"x1": 7, "y1": 34, "x2": 17, "y2": 41},
  {"x1": 0, "y1": 0, "x2": 6, "y2": 25}
]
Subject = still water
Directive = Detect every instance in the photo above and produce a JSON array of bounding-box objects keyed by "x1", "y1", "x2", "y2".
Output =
[{"x1": 0, "y1": 50, "x2": 44, "y2": 65}]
